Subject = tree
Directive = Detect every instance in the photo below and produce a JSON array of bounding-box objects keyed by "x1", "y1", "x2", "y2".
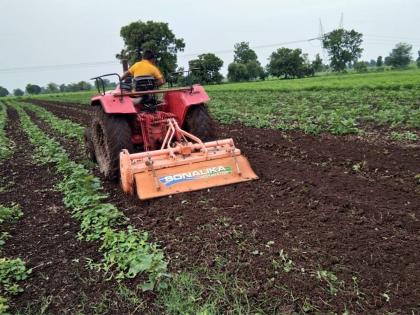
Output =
[
  {"x1": 245, "y1": 60, "x2": 265, "y2": 79},
  {"x1": 189, "y1": 53, "x2": 224, "y2": 84},
  {"x1": 322, "y1": 29, "x2": 363, "y2": 72},
  {"x1": 311, "y1": 53, "x2": 323, "y2": 73},
  {"x1": 46, "y1": 82, "x2": 59, "y2": 94},
  {"x1": 227, "y1": 63, "x2": 249, "y2": 82},
  {"x1": 0, "y1": 86, "x2": 9, "y2": 97},
  {"x1": 376, "y1": 56, "x2": 383, "y2": 67},
  {"x1": 25, "y1": 84, "x2": 41, "y2": 95},
  {"x1": 354, "y1": 61, "x2": 368, "y2": 73},
  {"x1": 417, "y1": 51, "x2": 420, "y2": 68},
  {"x1": 227, "y1": 42, "x2": 264, "y2": 82},
  {"x1": 386, "y1": 43, "x2": 412, "y2": 68},
  {"x1": 117, "y1": 20, "x2": 185, "y2": 77},
  {"x1": 233, "y1": 42, "x2": 258, "y2": 64},
  {"x1": 77, "y1": 81, "x2": 92, "y2": 91},
  {"x1": 13, "y1": 88, "x2": 24, "y2": 96},
  {"x1": 267, "y1": 47, "x2": 306, "y2": 79}
]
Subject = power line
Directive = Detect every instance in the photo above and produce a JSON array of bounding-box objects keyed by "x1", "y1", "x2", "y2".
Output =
[
  {"x1": 0, "y1": 37, "x2": 321, "y2": 73},
  {"x1": 1, "y1": 34, "x2": 418, "y2": 74},
  {"x1": 0, "y1": 61, "x2": 120, "y2": 73}
]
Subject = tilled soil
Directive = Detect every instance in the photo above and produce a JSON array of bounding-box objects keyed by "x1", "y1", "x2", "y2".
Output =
[{"x1": 12, "y1": 100, "x2": 420, "y2": 313}]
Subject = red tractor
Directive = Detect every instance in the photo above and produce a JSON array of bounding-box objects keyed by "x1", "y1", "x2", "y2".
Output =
[{"x1": 85, "y1": 72, "x2": 257, "y2": 200}]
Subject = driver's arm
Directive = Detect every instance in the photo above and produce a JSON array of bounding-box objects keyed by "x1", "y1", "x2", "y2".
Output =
[
  {"x1": 153, "y1": 66, "x2": 165, "y2": 87},
  {"x1": 121, "y1": 71, "x2": 131, "y2": 81},
  {"x1": 156, "y1": 78, "x2": 165, "y2": 87}
]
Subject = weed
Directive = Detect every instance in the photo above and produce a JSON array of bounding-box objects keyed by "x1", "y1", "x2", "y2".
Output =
[
  {"x1": 381, "y1": 292, "x2": 391, "y2": 302},
  {"x1": 0, "y1": 232, "x2": 9, "y2": 250},
  {"x1": 160, "y1": 270, "x2": 263, "y2": 315},
  {"x1": 0, "y1": 203, "x2": 23, "y2": 224},
  {"x1": 301, "y1": 297, "x2": 316, "y2": 313},
  {"x1": 216, "y1": 216, "x2": 231, "y2": 227},
  {"x1": 0, "y1": 295, "x2": 9, "y2": 315},
  {"x1": 0, "y1": 258, "x2": 31, "y2": 295},
  {"x1": 352, "y1": 161, "x2": 366, "y2": 173},
  {"x1": 351, "y1": 276, "x2": 365, "y2": 300},
  {"x1": 38, "y1": 295, "x2": 53, "y2": 314},
  {"x1": 100, "y1": 227, "x2": 169, "y2": 290},
  {"x1": 116, "y1": 284, "x2": 144, "y2": 309},
  {"x1": 314, "y1": 270, "x2": 344, "y2": 295},
  {"x1": 272, "y1": 249, "x2": 294, "y2": 273},
  {"x1": 390, "y1": 131, "x2": 418, "y2": 141}
]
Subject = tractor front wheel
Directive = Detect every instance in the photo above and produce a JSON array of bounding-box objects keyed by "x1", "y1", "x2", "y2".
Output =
[
  {"x1": 183, "y1": 105, "x2": 215, "y2": 141},
  {"x1": 91, "y1": 107, "x2": 133, "y2": 180}
]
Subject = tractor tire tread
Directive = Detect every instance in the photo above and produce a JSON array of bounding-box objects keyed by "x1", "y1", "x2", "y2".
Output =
[
  {"x1": 183, "y1": 105, "x2": 215, "y2": 142},
  {"x1": 91, "y1": 107, "x2": 133, "y2": 180}
]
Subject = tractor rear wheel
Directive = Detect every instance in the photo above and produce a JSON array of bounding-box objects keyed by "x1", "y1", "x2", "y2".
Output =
[
  {"x1": 183, "y1": 105, "x2": 215, "y2": 141},
  {"x1": 91, "y1": 107, "x2": 133, "y2": 180},
  {"x1": 84, "y1": 128, "x2": 96, "y2": 162}
]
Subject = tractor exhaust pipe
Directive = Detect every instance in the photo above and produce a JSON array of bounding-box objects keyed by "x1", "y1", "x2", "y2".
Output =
[{"x1": 122, "y1": 59, "x2": 129, "y2": 72}]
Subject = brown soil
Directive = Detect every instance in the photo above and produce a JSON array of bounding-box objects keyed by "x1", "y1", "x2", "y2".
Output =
[{"x1": 13, "y1": 99, "x2": 420, "y2": 314}]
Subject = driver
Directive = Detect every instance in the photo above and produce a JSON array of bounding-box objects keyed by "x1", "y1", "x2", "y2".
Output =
[{"x1": 121, "y1": 50, "x2": 165, "y2": 86}]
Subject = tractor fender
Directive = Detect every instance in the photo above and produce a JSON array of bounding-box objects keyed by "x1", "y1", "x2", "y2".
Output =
[
  {"x1": 91, "y1": 93, "x2": 137, "y2": 114},
  {"x1": 164, "y1": 84, "x2": 210, "y2": 125}
]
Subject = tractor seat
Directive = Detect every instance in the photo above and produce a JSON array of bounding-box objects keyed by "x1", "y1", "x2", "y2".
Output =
[{"x1": 133, "y1": 76, "x2": 156, "y2": 92}]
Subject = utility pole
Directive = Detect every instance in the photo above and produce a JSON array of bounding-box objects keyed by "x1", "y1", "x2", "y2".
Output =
[{"x1": 339, "y1": 12, "x2": 344, "y2": 29}]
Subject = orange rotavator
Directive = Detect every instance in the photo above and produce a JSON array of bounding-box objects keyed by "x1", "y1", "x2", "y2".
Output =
[{"x1": 85, "y1": 69, "x2": 257, "y2": 200}]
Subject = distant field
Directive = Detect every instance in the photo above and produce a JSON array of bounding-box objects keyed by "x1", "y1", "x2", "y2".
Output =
[
  {"x1": 206, "y1": 68, "x2": 420, "y2": 92},
  {"x1": 25, "y1": 68, "x2": 420, "y2": 135}
]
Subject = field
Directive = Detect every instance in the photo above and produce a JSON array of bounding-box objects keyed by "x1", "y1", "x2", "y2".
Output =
[{"x1": 1, "y1": 70, "x2": 419, "y2": 314}]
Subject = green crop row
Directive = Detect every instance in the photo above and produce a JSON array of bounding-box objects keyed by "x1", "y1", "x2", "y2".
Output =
[
  {"x1": 0, "y1": 257, "x2": 30, "y2": 296},
  {"x1": 13, "y1": 102, "x2": 168, "y2": 291},
  {"x1": 0, "y1": 104, "x2": 28, "y2": 314},
  {"x1": 0, "y1": 203, "x2": 23, "y2": 251},
  {"x1": 209, "y1": 89, "x2": 420, "y2": 134},
  {"x1": 0, "y1": 102, "x2": 12, "y2": 161},
  {"x1": 0, "y1": 257, "x2": 31, "y2": 314},
  {"x1": 20, "y1": 101, "x2": 85, "y2": 143},
  {"x1": 0, "y1": 202, "x2": 30, "y2": 314}
]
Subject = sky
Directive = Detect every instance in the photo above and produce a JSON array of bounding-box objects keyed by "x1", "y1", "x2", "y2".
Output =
[{"x1": 1, "y1": 0, "x2": 419, "y2": 91}]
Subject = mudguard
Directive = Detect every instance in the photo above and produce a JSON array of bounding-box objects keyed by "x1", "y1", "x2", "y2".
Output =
[
  {"x1": 91, "y1": 92, "x2": 137, "y2": 114},
  {"x1": 164, "y1": 84, "x2": 210, "y2": 125}
]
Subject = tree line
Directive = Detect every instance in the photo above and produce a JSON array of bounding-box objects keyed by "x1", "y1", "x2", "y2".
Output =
[
  {"x1": 114, "y1": 21, "x2": 420, "y2": 84},
  {"x1": 1, "y1": 21, "x2": 420, "y2": 97}
]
